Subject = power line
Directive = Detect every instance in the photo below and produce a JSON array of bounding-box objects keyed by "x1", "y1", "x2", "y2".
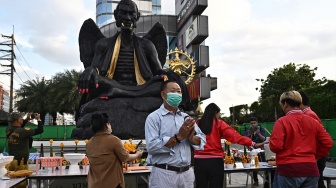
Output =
[
  {"x1": 14, "y1": 71, "x2": 24, "y2": 84},
  {"x1": 0, "y1": 80, "x2": 10, "y2": 89},
  {"x1": 15, "y1": 44, "x2": 39, "y2": 78},
  {"x1": 15, "y1": 58, "x2": 32, "y2": 80},
  {"x1": 13, "y1": 76, "x2": 23, "y2": 85}
]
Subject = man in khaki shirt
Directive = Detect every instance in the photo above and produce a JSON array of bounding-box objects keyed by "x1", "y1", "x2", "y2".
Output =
[{"x1": 86, "y1": 112, "x2": 142, "y2": 188}]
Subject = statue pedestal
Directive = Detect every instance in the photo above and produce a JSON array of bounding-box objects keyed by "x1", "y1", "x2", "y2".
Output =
[{"x1": 77, "y1": 97, "x2": 162, "y2": 139}]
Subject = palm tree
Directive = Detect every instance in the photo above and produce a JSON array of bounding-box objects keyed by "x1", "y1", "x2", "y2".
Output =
[
  {"x1": 48, "y1": 69, "x2": 82, "y2": 124},
  {"x1": 15, "y1": 77, "x2": 51, "y2": 124}
]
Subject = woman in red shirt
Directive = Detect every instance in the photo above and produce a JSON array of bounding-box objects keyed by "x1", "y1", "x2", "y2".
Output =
[{"x1": 194, "y1": 103, "x2": 261, "y2": 188}]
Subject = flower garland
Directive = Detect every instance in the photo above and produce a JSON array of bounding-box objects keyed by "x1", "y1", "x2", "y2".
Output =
[
  {"x1": 224, "y1": 141, "x2": 234, "y2": 164},
  {"x1": 242, "y1": 146, "x2": 251, "y2": 164},
  {"x1": 74, "y1": 139, "x2": 79, "y2": 153},
  {"x1": 49, "y1": 139, "x2": 53, "y2": 157},
  {"x1": 60, "y1": 142, "x2": 68, "y2": 166}
]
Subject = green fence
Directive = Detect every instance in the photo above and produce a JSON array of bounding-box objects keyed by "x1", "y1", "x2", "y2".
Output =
[
  {"x1": 0, "y1": 125, "x2": 76, "y2": 153},
  {"x1": 1, "y1": 118, "x2": 336, "y2": 158},
  {"x1": 235, "y1": 119, "x2": 336, "y2": 159}
]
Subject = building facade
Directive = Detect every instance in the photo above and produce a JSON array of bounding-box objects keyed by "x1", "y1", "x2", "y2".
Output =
[
  {"x1": 0, "y1": 85, "x2": 10, "y2": 112},
  {"x1": 96, "y1": 0, "x2": 162, "y2": 27}
]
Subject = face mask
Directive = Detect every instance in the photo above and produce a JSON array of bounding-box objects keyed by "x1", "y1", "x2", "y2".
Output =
[{"x1": 166, "y1": 92, "x2": 182, "y2": 107}]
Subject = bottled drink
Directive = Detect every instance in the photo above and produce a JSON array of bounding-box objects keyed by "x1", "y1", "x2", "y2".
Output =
[{"x1": 254, "y1": 155, "x2": 259, "y2": 168}]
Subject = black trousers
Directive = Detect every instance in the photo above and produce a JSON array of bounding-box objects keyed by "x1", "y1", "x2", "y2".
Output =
[
  {"x1": 317, "y1": 157, "x2": 326, "y2": 188},
  {"x1": 194, "y1": 158, "x2": 224, "y2": 188}
]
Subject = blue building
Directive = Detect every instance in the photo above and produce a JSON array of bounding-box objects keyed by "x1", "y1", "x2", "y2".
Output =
[{"x1": 96, "y1": 0, "x2": 162, "y2": 28}]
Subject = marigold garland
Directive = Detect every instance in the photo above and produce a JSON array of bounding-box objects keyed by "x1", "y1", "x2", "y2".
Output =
[
  {"x1": 49, "y1": 139, "x2": 54, "y2": 157},
  {"x1": 74, "y1": 139, "x2": 79, "y2": 153}
]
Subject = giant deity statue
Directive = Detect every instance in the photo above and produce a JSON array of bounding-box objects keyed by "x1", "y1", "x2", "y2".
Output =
[{"x1": 76, "y1": 0, "x2": 192, "y2": 139}]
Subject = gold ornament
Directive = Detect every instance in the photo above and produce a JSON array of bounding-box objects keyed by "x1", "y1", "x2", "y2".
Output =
[{"x1": 166, "y1": 47, "x2": 196, "y2": 84}]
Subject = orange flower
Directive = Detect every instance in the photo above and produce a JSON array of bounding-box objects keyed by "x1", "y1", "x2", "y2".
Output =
[
  {"x1": 242, "y1": 155, "x2": 251, "y2": 163},
  {"x1": 60, "y1": 143, "x2": 64, "y2": 147},
  {"x1": 224, "y1": 155, "x2": 235, "y2": 164},
  {"x1": 49, "y1": 139, "x2": 53, "y2": 143},
  {"x1": 75, "y1": 139, "x2": 79, "y2": 144}
]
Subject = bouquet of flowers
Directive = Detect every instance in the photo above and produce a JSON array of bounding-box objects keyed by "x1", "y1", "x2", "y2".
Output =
[
  {"x1": 224, "y1": 141, "x2": 234, "y2": 164},
  {"x1": 123, "y1": 138, "x2": 136, "y2": 154},
  {"x1": 241, "y1": 146, "x2": 251, "y2": 164},
  {"x1": 60, "y1": 143, "x2": 69, "y2": 166}
]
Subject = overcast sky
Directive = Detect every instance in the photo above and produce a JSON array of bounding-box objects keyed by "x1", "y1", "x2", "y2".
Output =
[{"x1": 0, "y1": 0, "x2": 335, "y2": 116}]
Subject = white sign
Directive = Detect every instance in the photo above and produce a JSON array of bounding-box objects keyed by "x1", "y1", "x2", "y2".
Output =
[{"x1": 185, "y1": 17, "x2": 198, "y2": 47}]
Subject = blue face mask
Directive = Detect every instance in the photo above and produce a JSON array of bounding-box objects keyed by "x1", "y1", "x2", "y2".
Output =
[{"x1": 166, "y1": 92, "x2": 182, "y2": 107}]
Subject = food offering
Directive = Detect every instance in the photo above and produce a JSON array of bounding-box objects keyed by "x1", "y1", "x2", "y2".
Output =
[
  {"x1": 224, "y1": 141, "x2": 235, "y2": 169},
  {"x1": 79, "y1": 157, "x2": 90, "y2": 166},
  {"x1": 60, "y1": 143, "x2": 70, "y2": 166},
  {"x1": 139, "y1": 158, "x2": 147, "y2": 166},
  {"x1": 123, "y1": 139, "x2": 141, "y2": 167},
  {"x1": 6, "y1": 158, "x2": 28, "y2": 171},
  {"x1": 254, "y1": 155, "x2": 259, "y2": 168},
  {"x1": 267, "y1": 156, "x2": 276, "y2": 166},
  {"x1": 242, "y1": 146, "x2": 251, "y2": 168},
  {"x1": 7, "y1": 170, "x2": 34, "y2": 178},
  {"x1": 79, "y1": 139, "x2": 90, "y2": 165}
]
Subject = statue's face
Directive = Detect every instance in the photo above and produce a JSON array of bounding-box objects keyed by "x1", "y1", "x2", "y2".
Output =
[{"x1": 115, "y1": 2, "x2": 139, "y2": 31}]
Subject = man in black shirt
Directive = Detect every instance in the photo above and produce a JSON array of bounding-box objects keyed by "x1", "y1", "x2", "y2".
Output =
[{"x1": 6, "y1": 112, "x2": 44, "y2": 165}]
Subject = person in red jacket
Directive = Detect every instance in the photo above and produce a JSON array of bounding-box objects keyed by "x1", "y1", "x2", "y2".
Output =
[
  {"x1": 299, "y1": 90, "x2": 326, "y2": 188},
  {"x1": 270, "y1": 91, "x2": 333, "y2": 188},
  {"x1": 194, "y1": 103, "x2": 264, "y2": 188}
]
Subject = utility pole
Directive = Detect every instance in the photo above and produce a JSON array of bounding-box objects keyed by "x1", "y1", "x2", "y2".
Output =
[{"x1": 0, "y1": 33, "x2": 15, "y2": 112}]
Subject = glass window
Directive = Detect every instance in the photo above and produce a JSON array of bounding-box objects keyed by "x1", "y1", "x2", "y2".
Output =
[
  {"x1": 152, "y1": 6, "x2": 161, "y2": 14},
  {"x1": 152, "y1": 0, "x2": 161, "y2": 6},
  {"x1": 97, "y1": 15, "x2": 113, "y2": 27},
  {"x1": 97, "y1": 3, "x2": 112, "y2": 14}
]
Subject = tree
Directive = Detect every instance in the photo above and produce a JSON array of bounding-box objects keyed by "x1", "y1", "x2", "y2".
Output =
[
  {"x1": 48, "y1": 69, "x2": 82, "y2": 124},
  {"x1": 255, "y1": 63, "x2": 327, "y2": 121},
  {"x1": 257, "y1": 63, "x2": 326, "y2": 100},
  {"x1": 15, "y1": 77, "x2": 51, "y2": 124},
  {"x1": 229, "y1": 104, "x2": 249, "y2": 124},
  {"x1": 14, "y1": 69, "x2": 83, "y2": 125},
  {"x1": 303, "y1": 80, "x2": 336, "y2": 119}
]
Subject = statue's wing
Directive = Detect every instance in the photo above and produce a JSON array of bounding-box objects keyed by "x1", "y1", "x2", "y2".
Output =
[
  {"x1": 79, "y1": 18, "x2": 106, "y2": 68},
  {"x1": 143, "y1": 22, "x2": 167, "y2": 67}
]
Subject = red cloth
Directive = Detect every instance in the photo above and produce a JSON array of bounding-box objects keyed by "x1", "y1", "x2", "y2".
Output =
[
  {"x1": 194, "y1": 119, "x2": 252, "y2": 158},
  {"x1": 270, "y1": 110, "x2": 333, "y2": 167}
]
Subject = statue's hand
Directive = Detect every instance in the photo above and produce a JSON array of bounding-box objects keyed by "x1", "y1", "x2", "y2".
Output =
[{"x1": 77, "y1": 66, "x2": 99, "y2": 94}]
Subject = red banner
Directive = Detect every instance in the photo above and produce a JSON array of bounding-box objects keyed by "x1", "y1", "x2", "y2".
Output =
[{"x1": 186, "y1": 78, "x2": 200, "y2": 101}]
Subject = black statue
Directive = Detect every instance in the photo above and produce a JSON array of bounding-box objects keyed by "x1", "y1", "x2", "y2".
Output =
[{"x1": 76, "y1": 0, "x2": 191, "y2": 139}]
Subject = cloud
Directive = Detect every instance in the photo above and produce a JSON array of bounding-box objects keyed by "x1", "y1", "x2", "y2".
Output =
[
  {"x1": 1, "y1": 0, "x2": 335, "y2": 117},
  {"x1": 201, "y1": 0, "x2": 336, "y2": 115}
]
